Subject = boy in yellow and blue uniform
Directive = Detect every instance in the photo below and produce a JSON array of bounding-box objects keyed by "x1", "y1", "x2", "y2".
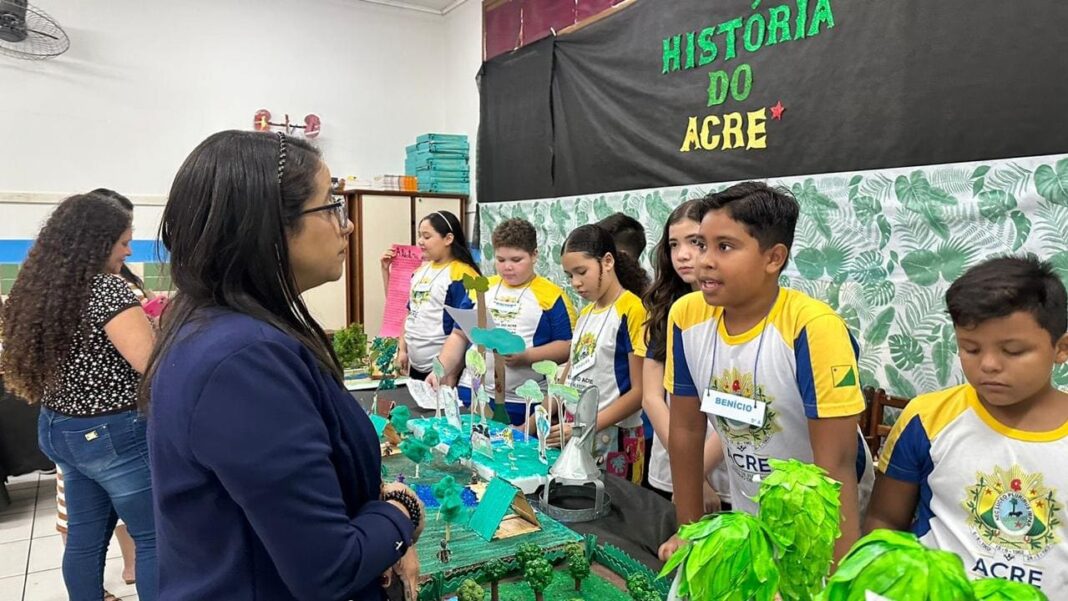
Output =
[
  {"x1": 867, "y1": 257, "x2": 1068, "y2": 598},
  {"x1": 660, "y1": 182, "x2": 873, "y2": 565}
]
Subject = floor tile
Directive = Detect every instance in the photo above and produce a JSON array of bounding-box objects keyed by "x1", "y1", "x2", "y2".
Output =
[
  {"x1": 0, "y1": 574, "x2": 25, "y2": 600},
  {"x1": 31, "y1": 505, "x2": 58, "y2": 539},
  {"x1": 5, "y1": 472, "x2": 39, "y2": 490},
  {"x1": 0, "y1": 508, "x2": 34, "y2": 544},
  {"x1": 27, "y1": 535, "x2": 65, "y2": 574},
  {"x1": 0, "y1": 539, "x2": 30, "y2": 579},
  {"x1": 0, "y1": 496, "x2": 35, "y2": 517},
  {"x1": 22, "y1": 567, "x2": 65, "y2": 601}
]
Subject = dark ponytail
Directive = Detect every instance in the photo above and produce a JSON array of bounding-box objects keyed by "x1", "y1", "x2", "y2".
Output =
[
  {"x1": 562, "y1": 224, "x2": 650, "y2": 298},
  {"x1": 422, "y1": 211, "x2": 482, "y2": 276}
]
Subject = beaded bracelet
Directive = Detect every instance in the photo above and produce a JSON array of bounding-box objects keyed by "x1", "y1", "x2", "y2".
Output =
[{"x1": 383, "y1": 490, "x2": 422, "y2": 533}]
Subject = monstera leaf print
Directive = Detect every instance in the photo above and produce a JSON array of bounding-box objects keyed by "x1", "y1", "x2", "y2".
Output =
[{"x1": 480, "y1": 154, "x2": 1068, "y2": 399}]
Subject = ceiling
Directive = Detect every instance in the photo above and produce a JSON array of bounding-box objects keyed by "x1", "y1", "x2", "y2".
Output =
[{"x1": 358, "y1": 0, "x2": 470, "y2": 15}]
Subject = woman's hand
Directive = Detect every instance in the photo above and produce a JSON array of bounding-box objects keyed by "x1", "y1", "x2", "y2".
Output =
[
  {"x1": 382, "y1": 482, "x2": 425, "y2": 541},
  {"x1": 393, "y1": 547, "x2": 420, "y2": 601},
  {"x1": 425, "y1": 372, "x2": 439, "y2": 391},
  {"x1": 702, "y1": 481, "x2": 722, "y2": 514},
  {"x1": 658, "y1": 533, "x2": 688, "y2": 563}
]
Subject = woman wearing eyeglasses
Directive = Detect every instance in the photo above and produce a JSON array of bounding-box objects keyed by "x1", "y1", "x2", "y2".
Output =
[
  {"x1": 146, "y1": 131, "x2": 424, "y2": 600},
  {"x1": 380, "y1": 210, "x2": 481, "y2": 381}
]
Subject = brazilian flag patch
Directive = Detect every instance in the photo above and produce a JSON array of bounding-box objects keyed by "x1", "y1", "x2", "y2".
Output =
[{"x1": 831, "y1": 365, "x2": 857, "y2": 388}]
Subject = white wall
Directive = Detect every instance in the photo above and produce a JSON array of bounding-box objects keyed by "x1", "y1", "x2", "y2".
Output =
[{"x1": 0, "y1": 0, "x2": 484, "y2": 330}]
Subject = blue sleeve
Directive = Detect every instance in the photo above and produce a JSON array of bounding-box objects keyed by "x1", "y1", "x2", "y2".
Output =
[
  {"x1": 669, "y1": 323, "x2": 698, "y2": 397},
  {"x1": 189, "y1": 342, "x2": 413, "y2": 600},
  {"x1": 532, "y1": 297, "x2": 574, "y2": 347},
  {"x1": 880, "y1": 415, "x2": 933, "y2": 485},
  {"x1": 442, "y1": 279, "x2": 473, "y2": 335}
]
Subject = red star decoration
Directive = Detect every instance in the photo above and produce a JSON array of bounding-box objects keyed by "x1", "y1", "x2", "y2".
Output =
[{"x1": 770, "y1": 101, "x2": 786, "y2": 120}]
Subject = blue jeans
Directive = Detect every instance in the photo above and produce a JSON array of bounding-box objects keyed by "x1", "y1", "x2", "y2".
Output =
[{"x1": 38, "y1": 407, "x2": 157, "y2": 601}]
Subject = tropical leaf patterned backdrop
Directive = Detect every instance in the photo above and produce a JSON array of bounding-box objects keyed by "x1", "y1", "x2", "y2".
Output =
[{"x1": 479, "y1": 154, "x2": 1068, "y2": 398}]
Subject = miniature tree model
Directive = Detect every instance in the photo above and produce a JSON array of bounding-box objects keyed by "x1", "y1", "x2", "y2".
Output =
[
  {"x1": 332, "y1": 322, "x2": 368, "y2": 371},
  {"x1": 399, "y1": 437, "x2": 429, "y2": 478},
  {"x1": 971, "y1": 578, "x2": 1047, "y2": 601},
  {"x1": 756, "y1": 458, "x2": 842, "y2": 600},
  {"x1": 515, "y1": 379, "x2": 544, "y2": 436},
  {"x1": 482, "y1": 558, "x2": 510, "y2": 601},
  {"x1": 532, "y1": 361, "x2": 562, "y2": 430},
  {"x1": 390, "y1": 405, "x2": 411, "y2": 436},
  {"x1": 626, "y1": 573, "x2": 659, "y2": 601},
  {"x1": 422, "y1": 426, "x2": 441, "y2": 460},
  {"x1": 523, "y1": 557, "x2": 553, "y2": 601},
  {"x1": 515, "y1": 542, "x2": 545, "y2": 571},
  {"x1": 820, "y1": 530, "x2": 975, "y2": 601},
  {"x1": 469, "y1": 326, "x2": 526, "y2": 424},
  {"x1": 445, "y1": 437, "x2": 472, "y2": 464},
  {"x1": 438, "y1": 489, "x2": 464, "y2": 542},
  {"x1": 565, "y1": 543, "x2": 590, "y2": 592},
  {"x1": 457, "y1": 578, "x2": 486, "y2": 601},
  {"x1": 659, "y1": 512, "x2": 780, "y2": 601},
  {"x1": 466, "y1": 346, "x2": 489, "y2": 427}
]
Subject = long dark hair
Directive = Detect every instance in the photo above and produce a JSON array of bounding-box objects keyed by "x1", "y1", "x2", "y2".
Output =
[
  {"x1": 90, "y1": 188, "x2": 148, "y2": 296},
  {"x1": 421, "y1": 210, "x2": 481, "y2": 276},
  {"x1": 1, "y1": 193, "x2": 132, "y2": 402},
  {"x1": 562, "y1": 224, "x2": 649, "y2": 297},
  {"x1": 643, "y1": 200, "x2": 704, "y2": 363},
  {"x1": 140, "y1": 130, "x2": 342, "y2": 408}
]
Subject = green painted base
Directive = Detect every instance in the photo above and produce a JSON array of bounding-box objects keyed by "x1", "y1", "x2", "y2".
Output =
[
  {"x1": 493, "y1": 570, "x2": 632, "y2": 601},
  {"x1": 381, "y1": 453, "x2": 582, "y2": 580}
]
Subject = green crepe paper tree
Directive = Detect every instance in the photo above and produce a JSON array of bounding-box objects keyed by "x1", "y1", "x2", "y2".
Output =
[
  {"x1": 659, "y1": 511, "x2": 780, "y2": 601},
  {"x1": 523, "y1": 557, "x2": 553, "y2": 601},
  {"x1": 390, "y1": 405, "x2": 411, "y2": 436},
  {"x1": 482, "y1": 558, "x2": 510, "y2": 601},
  {"x1": 399, "y1": 437, "x2": 429, "y2": 478},
  {"x1": 756, "y1": 458, "x2": 842, "y2": 600},
  {"x1": 515, "y1": 542, "x2": 545, "y2": 570},
  {"x1": 439, "y1": 490, "x2": 464, "y2": 542},
  {"x1": 445, "y1": 437, "x2": 472, "y2": 464},
  {"x1": 422, "y1": 426, "x2": 441, "y2": 460},
  {"x1": 819, "y1": 530, "x2": 975, "y2": 601},
  {"x1": 627, "y1": 573, "x2": 660, "y2": 601},
  {"x1": 516, "y1": 379, "x2": 544, "y2": 434},
  {"x1": 971, "y1": 578, "x2": 1048, "y2": 601},
  {"x1": 431, "y1": 475, "x2": 461, "y2": 501},
  {"x1": 565, "y1": 543, "x2": 590, "y2": 591},
  {"x1": 457, "y1": 578, "x2": 486, "y2": 601}
]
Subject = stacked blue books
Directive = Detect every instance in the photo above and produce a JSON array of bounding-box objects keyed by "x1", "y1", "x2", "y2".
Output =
[{"x1": 405, "y1": 133, "x2": 470, "y2": 195}]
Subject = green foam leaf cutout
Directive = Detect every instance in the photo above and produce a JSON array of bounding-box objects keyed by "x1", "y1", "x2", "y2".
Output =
[
  {"x1": 756, "y1": 458, "x2": 842, "y2": 600},
  {"x1": 471, "y1": 327, "x2": 526, "y2": 355},
  {"x1": 660, "y1": 512, "x2": 780, "y2": 601},
  {"x1": 819, "y1": 530, "x2": 975, "y2": 601},
  {"x1": 972, "y1": 578, "x2": 1048, "y2": 601},
  {"x1": 516, "y1": 379, "x2": 543, "y2": 402}
]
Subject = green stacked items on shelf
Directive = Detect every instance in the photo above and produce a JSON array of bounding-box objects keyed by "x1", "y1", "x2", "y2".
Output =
[
  {"x1": 564, "y1": 543, "x2": 590, "y2": 592},
  {"x1": 523, "y1": 558, "x2": 554, "y2": 601},
  {"x1": 818, "y1": 530, "x2": 976, "y2": 601},
  {"x1": 457, "y1": 578, "x2": 487, "y2": 601},
  {"x1": 482, "y1": 558, "x2": 510, "y2": 601},
  {"x1": 971, "y1": 578, "x2": 1048, "y2": 601},
  {"x1": 755, "y1": 459, "x2": 842, "y2": 600},
  {"x1": 659, "y1": 512, "x2": 780, "y2": 601}
]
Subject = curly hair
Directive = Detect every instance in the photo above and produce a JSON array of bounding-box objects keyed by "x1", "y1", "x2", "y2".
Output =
[
  {"x1": 1, "y1": 193, "x2": 132, "y2": 402},
  {"x1": 643, "y1": 200, "x2": 704, "y2": 363},
  {"x1": 491, "y1": 218, "x2": 538, "y2": 254},
  {"x1": 562, "y1": 224, "x2": 650, "y2": 297}
]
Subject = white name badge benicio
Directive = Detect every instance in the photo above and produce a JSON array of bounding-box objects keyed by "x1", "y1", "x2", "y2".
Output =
[{"x1": 701, "y1": 389, "x2": 766, "y2": 427}]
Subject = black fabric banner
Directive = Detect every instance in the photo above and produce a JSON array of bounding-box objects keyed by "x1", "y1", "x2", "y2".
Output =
[
  {"x1": 477, "y1": 36, "x2": 556, "y2": 204},
  {"x1": 479, "y1": 0, "x2": 1068, "y2": 203}
]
